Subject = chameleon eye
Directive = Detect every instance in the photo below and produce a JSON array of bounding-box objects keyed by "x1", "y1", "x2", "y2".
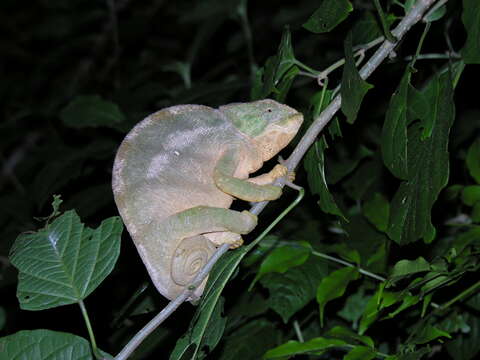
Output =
[{"x1": 267, "y1": 108, "x2": 272, "y2": 113}]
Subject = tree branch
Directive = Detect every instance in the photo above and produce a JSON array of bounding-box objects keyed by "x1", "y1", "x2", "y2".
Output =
[{"x1": 114, "y1": 1, "x2": 440, "y2": 358}]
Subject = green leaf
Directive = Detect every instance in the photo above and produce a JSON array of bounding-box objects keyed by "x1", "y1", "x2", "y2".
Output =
[
  {"x1": 462, "y1": 185, "x2": 480, "y2": 206},
  {"x1": 390, "y1": 257, "x2": 431, "y2": 280},
  {"x1": 344, "y1": 346, "x2": 376, "y2": 360},
  {"x1": 424, "y1": 5, "x2": 446, "y2": 22},
  {"x1": 317, "y1": 267, "x2": 359, "y2": 325},
  {"x1": 305, "y1": 138, "x2": 346, "y2": 219},
  {"x1": 466, "y1": 139, "x2": 480, "y2": 183},
  {"x1": 325, "y1": 326, "x2": 374, "y2": 348},
  {"x1": 60, "y1": 95, "x2": 126, "y2": 129},
  {"x1": 326, "y1": 144, "x2": 373, "y2": 184},
  {"x1": 472, "y1": 202, "x2": 480, "y2": 222},
  {"x1": 461, "y1": 0, "x2": 480, "y2": 64},
  {"x1": 446, "y1": 294, "x2": 480, "y2": 360},
  {"x1": 263, "y1": 338, "x2": 347, "y2": 359},
  {"x1": 217, "y1": 319, "x2": 280, "y2": 360},
  {"x1": 252, "y1": 241, "x2": 311, "y2": 286},
  {"x1": 0, "y1": 329, "x2": 92, "y2": 360},
  {"x1": 303, "y1": 0, "x2": 353, "y2": 34},
  {"x1": 337, "y1": 287, "x2": 371, "y2": 326},
  {"x1": 170, "y1": 248, "x2": 247, "y2": 360},
  {"x1": 9, "y1": 211, "x2": 122, "y2": 310},
  {"x1": 363, "y1": 193, "x2": 390, "y2": 232},
  {"x1": 410, "y1": 325, "x2": 451, "y2": 345},
  {"x1": 359, "y1": 288, "x2": 400, "y2": 334},
  {"x1": 381, "y1": 69, "x2": 411, "y2": 180},
  {"x1": 341, "y1": 32, "x2": 374, "y2": 124},
  {"x1": 387, "y1": 69, "x2": 456, "y2": 245},
  {"x1": 261, "y1": 257, "x2": 328, "y2": 323},
  {"x1": 387, "y1": 294, "x2": 420, "y2": 318},
  {"x1": 251, "y1": 27, "x2": 298, "y2": 100}
]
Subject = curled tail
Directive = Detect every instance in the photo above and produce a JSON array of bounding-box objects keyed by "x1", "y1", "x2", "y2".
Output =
[{"x1": 170, "y1": 235, "x2": 217, "y2": 295}]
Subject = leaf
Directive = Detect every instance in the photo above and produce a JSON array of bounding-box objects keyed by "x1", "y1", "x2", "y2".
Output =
[
  {"x1": 462, "y1": 185, "x2": 480, "y2": 206},
  {"x1": 325, "y1": 144, "x2": 373, "y2": 184},
  {"x1": 337, "y1": 287, "x2": 371, "y2": 325},
  {"x1": 9, "y1": 211, "x2": 122, "y2": 310},
  {"x1": 251, "y1": 27, "x2": 298, "y2": 100},
  {"x1": 0, "y1": 329, "x2": 91, "y2": 360},
  {"x1": 60, "y1": 95, "x2": 126, "y2": 129},
  {"x1": 461, "y1": 0, "x2": 480, "y2": 64},
  {"x1": 410, "y1": 325, "x2": 451, "y2": 345},
  {"x1": 359, "y1": 288, "x2": 400, "y2": 335},
  {"x1": 317, "y1": 267, "x2": 359, "y2": 326},
  {"x1": 351, "y1": 12, "x2": 383, "y2": 44},
  {"x1": 341, "y1": 32, "x2": 374, "y2": 124},
  {"x1": 344, "y1": 346, "x2": 376, "y2": 360},
  {"x1": 263, "y1": 338, "x2": 347, "y2": 359},
  {"x1": 363, "y1": 193, "x2": 390, "y2": 232},
  {"x1": 170, "y1": 248, "x2": 247, "y2": 360},
  {"x1": 303, "y1": 0, "x2": 353, "y2": 34},
  {"x1": 389, "y1": 257, "x2": 431, "y2": 280},
  {"x1": 325, "y1": 326, "x2": 374, "y2": 348},
  {"x1": 217, "y1": 319, "x2": 280, "y2": 360},
  {"x1": 466, "y1": 139, "x2": 480, "y2": 183},
  {"x1": 304, "y1": 138, "x2": 346, "y2": 219},
  {"x1": 387, "y1": 69, "x2": 456, "y2": 245},
  {"x1": 251, "y1": 241, "x2": 311, "y2": 287},
  {"x1": 381, "y1": 69, "x2": 411, "y2": 180},
  {"x1": 261, "y1": 257, "x2": 328, "y2": 323},
  {"x1": 446, "y1": 294, "x2": 480, "y2": 360}
]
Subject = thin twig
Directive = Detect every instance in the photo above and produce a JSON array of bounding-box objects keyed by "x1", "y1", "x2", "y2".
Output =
[{"x1": 114, "y1": 1, "x2": 440, "y2": 358}]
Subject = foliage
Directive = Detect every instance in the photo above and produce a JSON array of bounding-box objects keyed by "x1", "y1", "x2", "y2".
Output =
[{"x1": 0, "y1": 0, "x2": 479, "y2": 359}]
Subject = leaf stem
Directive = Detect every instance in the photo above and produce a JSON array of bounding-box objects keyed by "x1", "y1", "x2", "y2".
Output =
[
  {"x1": 440, "y1": 280, "x2": 480, "y2": 310},
  {"x1": 311, "y1": 251, "x2": 386, "y2": 282},
  {"x1": 293, "y1": 320, "x2": 304, "y2": 343},
  {"x1": 79, "y1": 300, "x2": 102, "y2": 359}
]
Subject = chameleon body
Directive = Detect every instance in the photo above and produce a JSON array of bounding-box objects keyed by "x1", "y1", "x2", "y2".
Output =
[{"x1": 112, "y1": 99, "x2": 303, "y2": 300}]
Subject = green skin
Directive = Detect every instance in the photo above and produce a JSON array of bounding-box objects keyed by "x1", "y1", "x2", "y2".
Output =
[{"x1": 113, "y1": 99, "x2": 303, "y2": 300}]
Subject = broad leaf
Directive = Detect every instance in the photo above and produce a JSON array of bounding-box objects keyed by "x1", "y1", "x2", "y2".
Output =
[
  {"x1": 344, "y1": 346, "x2": 376, "y2": 360},
  {"x1": 261, "y1": 257, "x2": 328, "y2": 323},
  {"x1": 341, "y1": 32, "x2": 373, "y2": 124},
  {"x1": 410, "y1": 324, "x2": 451, "y2": 345},
  {"x1": 462, "y1": 185, "x2": 480, "y2": 206},
  {"x1": 466, "y1": 139, "x2": 480, "y2": 183},
  {"x1": 461, "y1": 0, "x2": 480, "y2": 64},
  {"x1": 217, "y1": 319, "x2": 279, "y2": 360},
  {"x1": 317, "y1": 267, "x2": 359, "y2": 325},
  {"x1": 389, "y1": 257, "x2": 431, "y2": 280},
  {"x1": 60, "y1": 95, "x2": 126, "y2": 129},
  {"x1": 0, "y1": 329, "x2": 91, "y2": 360},
  {"x1": 305, "y1": 138, "x2": 346, "y2": 219},
  {"x1": 387, "y1": 69, "x2": 456, "y2": 245},
  {"x1": 382, "y1": 69, "x2": 411, "y2": 180},
  {"x1": 303, "y1": 0, "x2": 353, "y2": 34},
  {"x1": 325, "y1": 326, "x2": 374, "y2": 348},
  {"x1": 9, "y1": 211, "x2": 122, "y2": 310},
  {"x1": 252, "y1": 241, "x2": 310, "y2": 286},
  {"x1": 169, "y1": 248, "x2": 246, "y2": 360},
  {"x1": 363, "y1": 193, "x2": 390, "y2": 232},
  {"x1": 263, "y1": 338, "x2": 347, "y2": 359}
]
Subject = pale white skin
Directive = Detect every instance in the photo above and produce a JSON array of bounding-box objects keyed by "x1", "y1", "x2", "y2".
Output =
[{"x1": 112, "y1": 99, "x2": 303, "y2": 300}]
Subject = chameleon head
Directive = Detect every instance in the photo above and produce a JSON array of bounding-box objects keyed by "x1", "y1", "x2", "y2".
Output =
[{"x1": 220, "y1": 99, "x2": 303, "y2": 162}]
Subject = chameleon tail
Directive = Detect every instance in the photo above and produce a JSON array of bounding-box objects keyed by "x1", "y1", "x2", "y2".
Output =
[{"x1": 170, "y1": 235, "x2": 216, "y2": 290}]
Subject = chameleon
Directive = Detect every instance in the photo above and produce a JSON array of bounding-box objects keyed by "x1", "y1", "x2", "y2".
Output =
[{"x1": 112, "y1": 99, "x2": 303, "y2": 301}]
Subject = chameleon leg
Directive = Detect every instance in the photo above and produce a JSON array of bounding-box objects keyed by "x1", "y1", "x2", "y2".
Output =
[
  {"x1": 164, "y1": 206, "x2": 257, "y2": 237},
  {"x1": 213, "y1": 148, "x2": 283, "y2": 202}
]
